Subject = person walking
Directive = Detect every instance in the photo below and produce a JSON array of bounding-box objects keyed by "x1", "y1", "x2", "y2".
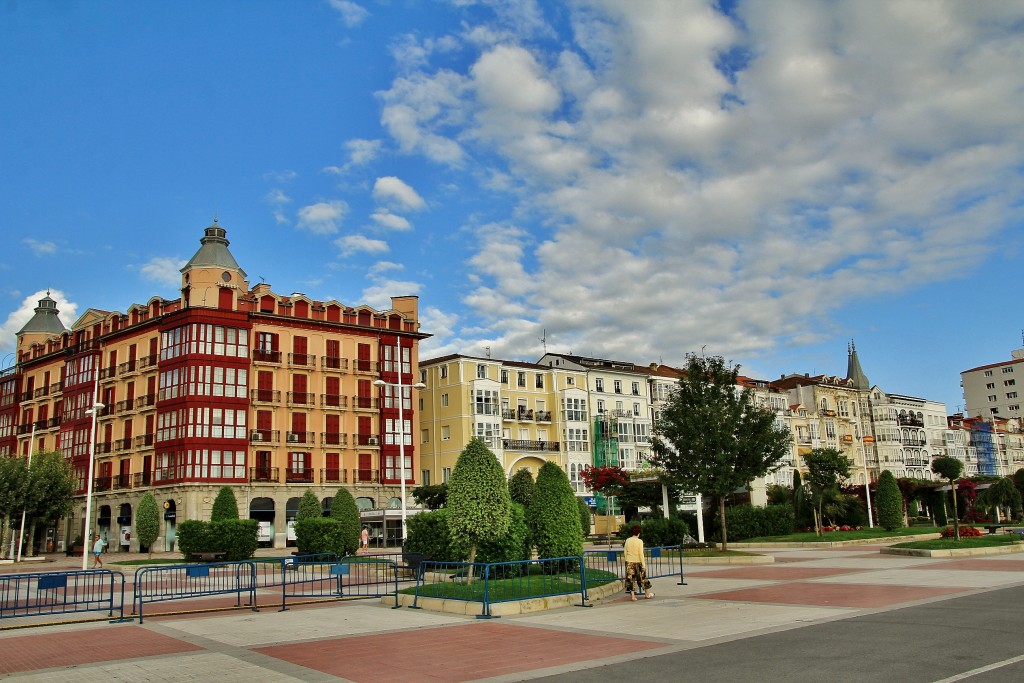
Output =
[
  {"x1": 360, "y1": 527, "x2": 370, "y2": 551},
  {"x1": 91, "y1": 533, "x2": 106, "y2": 569},
  {"x1": 622, "y1": 525, "x2": 654, "y2": 601}
]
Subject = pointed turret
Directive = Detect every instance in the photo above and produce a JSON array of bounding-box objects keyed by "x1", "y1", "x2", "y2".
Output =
[
  {"x1": 180, "y1": 219, "x2": 249, "y2": 309},
  {"x1": 846, "y1": 340, "x2": 870, "y2": 390},
  {"x1": 16, "y1": 292, "x2": 69, "y2": 355}
]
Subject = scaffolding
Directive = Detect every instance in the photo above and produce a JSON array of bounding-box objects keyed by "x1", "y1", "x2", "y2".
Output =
[
  {"x1": 592, "y1": 413, "x2": 620, "y2": 514},
  {"x1": 973, "y1": 422, "x2": 998, "y2": 476}
]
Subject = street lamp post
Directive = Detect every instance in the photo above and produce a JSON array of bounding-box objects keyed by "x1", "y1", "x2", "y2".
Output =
[
  {"x1": 374, "y1": 342, "x2": 424, "y2": 545},
  {"x1": 81, "y1": 374, "x2": 104, "y2": 571}
]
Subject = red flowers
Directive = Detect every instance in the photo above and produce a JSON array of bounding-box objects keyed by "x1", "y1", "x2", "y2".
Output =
[{"x1": 940, "y1": 526, "x2": 983, "y2": 538}]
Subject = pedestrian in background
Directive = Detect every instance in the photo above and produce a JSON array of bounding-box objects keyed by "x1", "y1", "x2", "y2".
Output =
[
  {"x1": 360, "y1": 526, "x2": 369, "y2": 551},
  {"x1": 623, "y1": 525, "x2": 653, "y2": 601},
  {"x1": 92, "y1": 534, "x2": 106, "y2": 569}
]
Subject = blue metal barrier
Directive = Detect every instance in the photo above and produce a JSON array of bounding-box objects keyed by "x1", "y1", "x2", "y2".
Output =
[
  {"x1": 583, "y1": 545, "x2": 686, "y2": 587},
  {"x1": 0, "y1": 569, "x2": 126, "y2": 623},
  {"x1": 411, "y1": 557, "x2": 597, "y2": 618},
  {"x1": 280, "y1": 556, "x2": 399, "y2": 610},
  {"x1": 133, "y1": 561, "x2": 258, "y2": 623}
]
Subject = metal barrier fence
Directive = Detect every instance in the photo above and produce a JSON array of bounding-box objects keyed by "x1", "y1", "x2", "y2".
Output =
[
  {"x1": 279, "y1": 557, "x2": 400, "y2": 610},
  {"x1": 410, "y1": 556, "x2": 597, "y2": 618},
  {"x1": 0, "y1": 569, "x2": 126, "y2": 623},
  {"x1": 582, "y1": 545, "x2": 686, "y2": 587},
  {"x1": 133, "y1": 561, "x2": 258, "y2": 623}
]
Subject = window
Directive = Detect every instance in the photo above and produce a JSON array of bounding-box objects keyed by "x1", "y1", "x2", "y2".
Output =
[
  {"x1": 501, "y1": 369, "x2": 508, "y2": 384},
  {"x1": 441, "y1": 393, "x2": 449, "y2": 407},
  {"x1": 566, "y1": 377, "x2": 574, "y2": 386},
  {"x1": 987, "y1": 383, "x2": 996, "y2": 389},
  {"x1": 440, "y1": 366, "x2": 448, "y2": 379},
  {"x1": 595, "y1": 378, "x2": 604, "y2": 392},
  {"x1": 613, "y1": 380, "x2": 622, "y2": 394},
  {"x1": 565, "y1": 428, "x2": 588, "y2": 451},
  {"x1": 441, "y1": 425, "x2": 450, "y2": 440},
  {"x1": 1010, "y1": 405, "x2": 1020, "y2": 411},
  {"x1": 596, "y1": 399, "x2": 605, "y2": 413},
  {"x1": 517, "y1": 372, "x2": 526, "y2": 387},
  {"x1": 475, "y1": 421, "x2": 499, "y2": 447},
  {"x1": 421, "y1": 429, "x2": 429, "y2": 443},
  {"x1": 1003, "y1": 367, "x2": 1014, "y2": 373},
  {"x1": 984, "y1": 370, "x2": 993, "y2": 376},
  {"x1": 442, "y1": 467, "x2": 452, "y2": 483},
  {"x1": 477, "y1": 364, "x2": 487, "y2": 379},
  {"x1": 535, "y1": 373, "x2": 543, "y2": 389},
  {"x1": 475, "y1": 389, "x2": 498, "y2": 414},
  {"x1": 989, "y1": 395, "x2": 998, "y2": 402},
  {"x1": 562, "y1": 397, "x2": 587, "y2": 421},
  {"x1": 1008, "y1": 392, "x2": 1018, "y2": 399},
  {"x1": 421, "y1": 469, "x2": 430, "y2": 486},
  {"x1": 1005, "y1": 379, "x2": 1016, "y2": 386},
  {"x1": 631, "y1": 382, "x2": 640, "y2": 396},
  {"x1": 633, "y1": 402, "x2": 641, "y2": 416}
]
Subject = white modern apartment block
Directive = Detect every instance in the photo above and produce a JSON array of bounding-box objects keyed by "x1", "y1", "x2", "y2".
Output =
[
  {"x1": 867, "y1": 389, "x2": 948, "y2": 480},
  {"x1": 960, "y1": 348, "x2": 1024, "y2": 421}
]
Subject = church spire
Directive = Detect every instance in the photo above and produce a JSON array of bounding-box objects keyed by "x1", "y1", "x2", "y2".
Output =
[{"x1": 846, "y1": 340, "x2": 870, "y2": 389}]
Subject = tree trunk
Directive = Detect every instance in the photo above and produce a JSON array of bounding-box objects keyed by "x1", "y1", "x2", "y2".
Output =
[
  {"x1": 814, "y1": 507, "x2": 822, "y2": 537},
  {"x1": 606, "y1": 495, "x2": 614, "y2": 547},
  {"x1": 718, "y1": 497, "x2": 728, "y2": 551},
  {"x1": 466, "y1": 542, "x2": 477, "y2": 586},
  {"x1": 951, "y1": 482, "x2": 960, "y2": 541}
]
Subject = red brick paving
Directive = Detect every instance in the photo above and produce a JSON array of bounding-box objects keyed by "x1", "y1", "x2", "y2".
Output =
[
  {"x1": 915, "y1": 558, "x2": 1024, "y2": 572},
  {"x1": 255, "y1": 621, "x2": 666, "y2": 682},
  {"x1": 0, "y1": 625, "x2": 203, "y2": 675},
  {"x1": 699, "y1": 581, "x2": 966, "y2": 608},
  {"x1": 695, "y1": 566, "x2": 862, "y2": 580}
]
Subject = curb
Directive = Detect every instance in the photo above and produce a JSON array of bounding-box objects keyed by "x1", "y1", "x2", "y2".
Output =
[
  {"x1": 384, "y1": 580, "x2": 625, "y2": 616},
  {"x1": 881, "y1": 544, "x2": 1024, "y2": 558}
]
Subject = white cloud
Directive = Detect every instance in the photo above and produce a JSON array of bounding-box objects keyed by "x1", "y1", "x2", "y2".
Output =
[
  {"x1": 0, "y1": 289, "x2": 77, "y2": 354},
  {"x1": 373, "y1": 176, "x2": 426, "y2": 211},
  {"x1": 335, "y1": 234, "x2": 389, "y2": 257},
  {"x1": 328, "y1": 0, "x2": 369, "y2": 27},
  {"x1": 22, "y1": 238, "x2": 57, "y2": 256},
  {"x1": 371, "y1": 210, "x2": 412, "y2": 231},
  {"x1": 139, "y1": 256, "x2": 187, "y2": 288},
  {"x1": 377, "y1": 0, "x2": 1024, "y2": 367},
  {"x1": 297, "y1": 200, "x2": 349, "y2": 234},
  {"x1": 361, "y1": 261, "x2": 422, "y2": 311}
]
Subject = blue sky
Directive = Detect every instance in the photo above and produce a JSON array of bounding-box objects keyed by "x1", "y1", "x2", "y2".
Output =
[{"x1": 1, "y1": 0, "x2": 1022, "y2": 414}]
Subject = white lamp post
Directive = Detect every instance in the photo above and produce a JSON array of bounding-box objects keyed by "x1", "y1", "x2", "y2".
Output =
[
  {"x1": 82, "y1": 373, "x2": 104, "y2": 571},
  {"x1": 374, "y1": 343, "x2": 424, "y2": 545}
]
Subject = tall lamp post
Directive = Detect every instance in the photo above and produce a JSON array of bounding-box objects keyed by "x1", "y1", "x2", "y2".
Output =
[
  {"x1": 81, "y1": 375, "x2": 104, "y2": 571},
  {"x1": 374, "y1": 343, "x2": 424, "y2": 545}
]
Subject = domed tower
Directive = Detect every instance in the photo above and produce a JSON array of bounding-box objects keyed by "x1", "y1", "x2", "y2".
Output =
[
  {"x1": 180, "y1": 219, "x2": 249, "y2": 309},
  {"x1": 16, "y1": 291, "x2": 69, "y2": 355}
]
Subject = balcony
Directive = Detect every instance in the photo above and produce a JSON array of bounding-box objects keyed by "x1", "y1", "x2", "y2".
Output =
[
  {"x1": 288, "y1": 352, "x2": 316, "y2": 368},
  {"x1": 98, "y1": 404, "x2": 116, "y2": 418},
  {"x1": 33, "y1": 419, "x2": 47, "y2": 431},
  {"x1": 49, "y1": 382, "x2": 62, "y2": 395},
  {"x1": 135, "y1": 394, "x2": 157, "y2": 411},
  {"x1": 113, "y1": 438, "x2": 132, "y2": 452},
  {"x1": 134, "y1": 433, "x2": 155, "y2": 449},
  {"x1": 250, "y1": 389, "x2": 281, "y2": 404},
  {"x1": 33, "y1": 386, "x2": 49, "y2": 399},
  {"x1": 250, "y1": 466, "x2": 279, "y2": 483},
  {"x1": 321, "y1": 432, "x2": 348, "y2": 446},
  {"x1": 94, "y1": 476, "x2": 112, "y2": 492},
  {"x1": 95, "y1": 441, "x2": 113, "y2": 455},
  {"x1": 321, "y1": 468, "x2": 349, "y2": 483},
  {"x1": 287, "y1": 391, "x2": 315, "y2": 407},
  {"x1": 352, "y1": 395, "x2": 378, "y2": 410},
  {"x1": 116, "y1": 399, "x2": 135, "y2": 413},
  {"x1": 905, "y1": 458, "x2": 931, "y2": 467},
  {"x1": 501, "y1": 439, "x2": 560, "y2": 452},
  {"x1": 321, "y1": 356, "x2": 349, "y2": 371},
  {"x1": 285, "y1": 468, "x2": 314, "y2": 484},
  {"x1": 517, "y1": 408, "x2": 534, "y2": 421},
  {"x1": 250, "y1": 429, "x2": 279, "y2": 445},
  {"x1": 320, "y1": 393, "x2": 347, "y2": 410},
  {"x1": 897, "y1": 416, "x2": 924, "y2": 427},
  {"x1": 132, "y1": 471, "x2": 153, "y2": 488},
  {"x1": 821, "y1": 409, "x2": 836, "y2": 417},
  {"x1": 284, "y1": 431, "x2": 314, "y2": 446},
  {"x1": 99, "y1": 366, "x2": 117, "y2": 381},
  {"x1": 114, "y1": 473, "x2": 132, "y2": 490},
  {"x1": 118, "y1": 359, "x2": 139, "y2": 376},
  {"x1": 47, "y1": 416, "x2": 61, "y2": 429},
  {"x1": 252, "y1": 349, "x2": 282, "y2": 364},
  {"x1": 354, "y1": 469, "x2": 380, "y2": 483},
  {"x1": 138, "y1": 354, "x2": 158, "y2": 371},
  {"x1": 901, "y1": 437, "x2": 927, "y2": 447},
  {"x1": 502, "y1": 409, "x2": 516, "y2": 421},
  {"x1": 535, "y1": 410, "x2": 552, "y2": 422},
  {"x1": 353, "y1": 433, "x2": 381, "y2": 447},
  {"x1": 353, "y1": 359, "x2": 377, "y2": 375}
]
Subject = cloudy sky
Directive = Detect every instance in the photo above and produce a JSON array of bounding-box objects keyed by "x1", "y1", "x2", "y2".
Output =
[{"x1": 1, "y1": 0, "x2": 1021, "y2": 413}]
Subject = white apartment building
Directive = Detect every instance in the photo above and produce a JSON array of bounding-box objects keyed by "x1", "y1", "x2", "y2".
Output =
[{"x1": 961, "y1": 348, "x2": 1024, "y2": 421}]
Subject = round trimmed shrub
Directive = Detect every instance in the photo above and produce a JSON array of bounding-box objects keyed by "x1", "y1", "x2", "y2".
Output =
[
  {"x1": 211, "y1": 486, "x2": 240, "y2": 521},
  {"x1": 328, "y1": 487, "x2": 361, "y2": 556},
  {"x1": 875, "y1": 470, "x2": 904, "y2": 531},
  {"x1": 530, "y1": 461, "x2": 583, "y2": 561}
]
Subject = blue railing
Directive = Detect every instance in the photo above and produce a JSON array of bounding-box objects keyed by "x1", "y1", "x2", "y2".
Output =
[
  {"x1": 0, "y1": 569, "x2": 126, "y2": 623},
  {"x1": 279, "y1": 556, "x2": 400, "y2": 610},
  {"x1": 583, "y1": 545, "x2": 686, "y2": 586},
  {"x1": 133, "y1": 561, "x2": 258, "y2": 623},
  {"x1": 410, "y1": 556, "x2": 596, "y2": 618}
]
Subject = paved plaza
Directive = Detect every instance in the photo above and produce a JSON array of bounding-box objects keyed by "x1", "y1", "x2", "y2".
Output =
[{"x1": 2, "y1": 544, "x2": 1023, "y2": 681}]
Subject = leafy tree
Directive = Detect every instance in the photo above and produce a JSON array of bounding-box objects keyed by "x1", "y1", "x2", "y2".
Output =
[
  {"x1": 802, "y1": 448, "x2": 852, "y2": 536},
  {"x1": 975, "y1": 477, "x2": 1023, "y2": 522},
  {"x1": 412, "y1": 483, "x2": 448, "y2": 510},
  {"x1": 616, "y1": 479, "x2": 684, "y2": 520},
  {"x1": 577, "y1": 497, "x2": 592, "y2": 538},
  {"x1": 580, "y1": 465, "x2": 630, "y2": 546},
  {"x1": 446, "y1": 438, "x2": 511, "y2": 580},
  {"x1": 652, "y1": 354, "x2": 792, "y2": 550},
  {"x1": 792, "y1": 469, "x2": 811, "y2": 529},
  {"x1": 507, "y1": 469, "x2": 535, "y2": 507},
  {"x1": 875, "y1": 470, "x2": 904, "y2": 532},
  {"x1": 1012, "y1": 468, "x2": 1024, "y2": 504},
  {"x1": 0, "y1": 456, "x2": 28, "y2": 556},
  {"x1": 24, "y1": 451, "x2": 75, "y2": 552},
  {"x1": 136, "y1": 492, "x2": 160, "y2": 557},
  {"x1": 296, "y1": 489, "x2": 322, "y2": 520},
  {"x1": 329, "y1": 487, "x2": 361, "y2": 555},
  {"x1": 531, "y1": 460, "x2": 583, "y2": 561},
  {"x1": 931, "y1": 456, "x2": 964, "y2": 539},
  {"x1": 211, "y1": 486, "x2": 240, "y2": 521}
]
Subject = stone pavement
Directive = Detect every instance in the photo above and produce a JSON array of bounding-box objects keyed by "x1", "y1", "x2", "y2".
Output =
[{"x1": 1, "y1": 543, "x2": 1023, "y2": 681}]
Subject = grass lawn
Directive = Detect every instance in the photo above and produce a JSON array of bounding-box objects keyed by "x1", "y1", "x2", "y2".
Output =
[
  {"x1": 892, "y1": 535, "x2": 1023, "y2": 550},
  {"x1": 742, "y1": 527, "x2": 939, "y2": 543}
]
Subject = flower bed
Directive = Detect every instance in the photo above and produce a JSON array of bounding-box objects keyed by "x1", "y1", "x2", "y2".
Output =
[{"x1": 940, "y1": 525, "x2": 983, "y2": 538}]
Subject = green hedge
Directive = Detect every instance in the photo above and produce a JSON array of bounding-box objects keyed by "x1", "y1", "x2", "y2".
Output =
[
  {"x1": 404, "y1": 509, "x2": 460, "y2": 562},
  {"x1": 405, "y1": 504, "x2": 531, "y2": 564},
  {"x1": 707, "y1": 504, "x2": 795, "y2": 541},
  {"x1": 176, "y1": 519, "x2": 258, "y2": 561},
  {"x1": 294, "y1": 518, "x2": 347, "y2": 556}
]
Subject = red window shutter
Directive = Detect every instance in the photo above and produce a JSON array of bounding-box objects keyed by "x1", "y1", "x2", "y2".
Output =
[
  {"x1": 257, "y1": 410, "x2": 272, "y2": 430},
  {"x1": 326, "y1": 414, "x2": 340, "y2": 432},
  {"x1": 358, "y1": 415, "x2": 371, "y2": 434},
  {"x1": 326, "y1": 339, "x2": 340, "y2": 359},
  {"x1": 292, "y1": 413, "x2": 306, "y2": 432},
  {"x1": 292, "y1": 374, "x2": 307, "y2": 393},
  {"x1": 218, "y1": 287, "x2": 233, "y2": 309},
  {"x1": 293, "y1": 336, "x2": 307, "y2": 354},
  {"x1": 325, "y1": 376, "x2": 340, "y2": 394},
  {"x1": 124, "y1": 421, "x2": 133, "y2": 439},
  {"x1": 258, "y1": 371, "x2": 273, "y2": 391},
  {"x1": 326, "y1": 452, "x2": 339, "y2": 469}
]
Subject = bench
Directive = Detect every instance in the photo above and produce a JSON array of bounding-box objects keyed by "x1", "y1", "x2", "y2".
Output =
[
  {"x1": 193, "y1": 551, "x2": 226, "y2": 562},
  {"x1": 984, "y1": 525, "x2": 1001, "y2": 535}
]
